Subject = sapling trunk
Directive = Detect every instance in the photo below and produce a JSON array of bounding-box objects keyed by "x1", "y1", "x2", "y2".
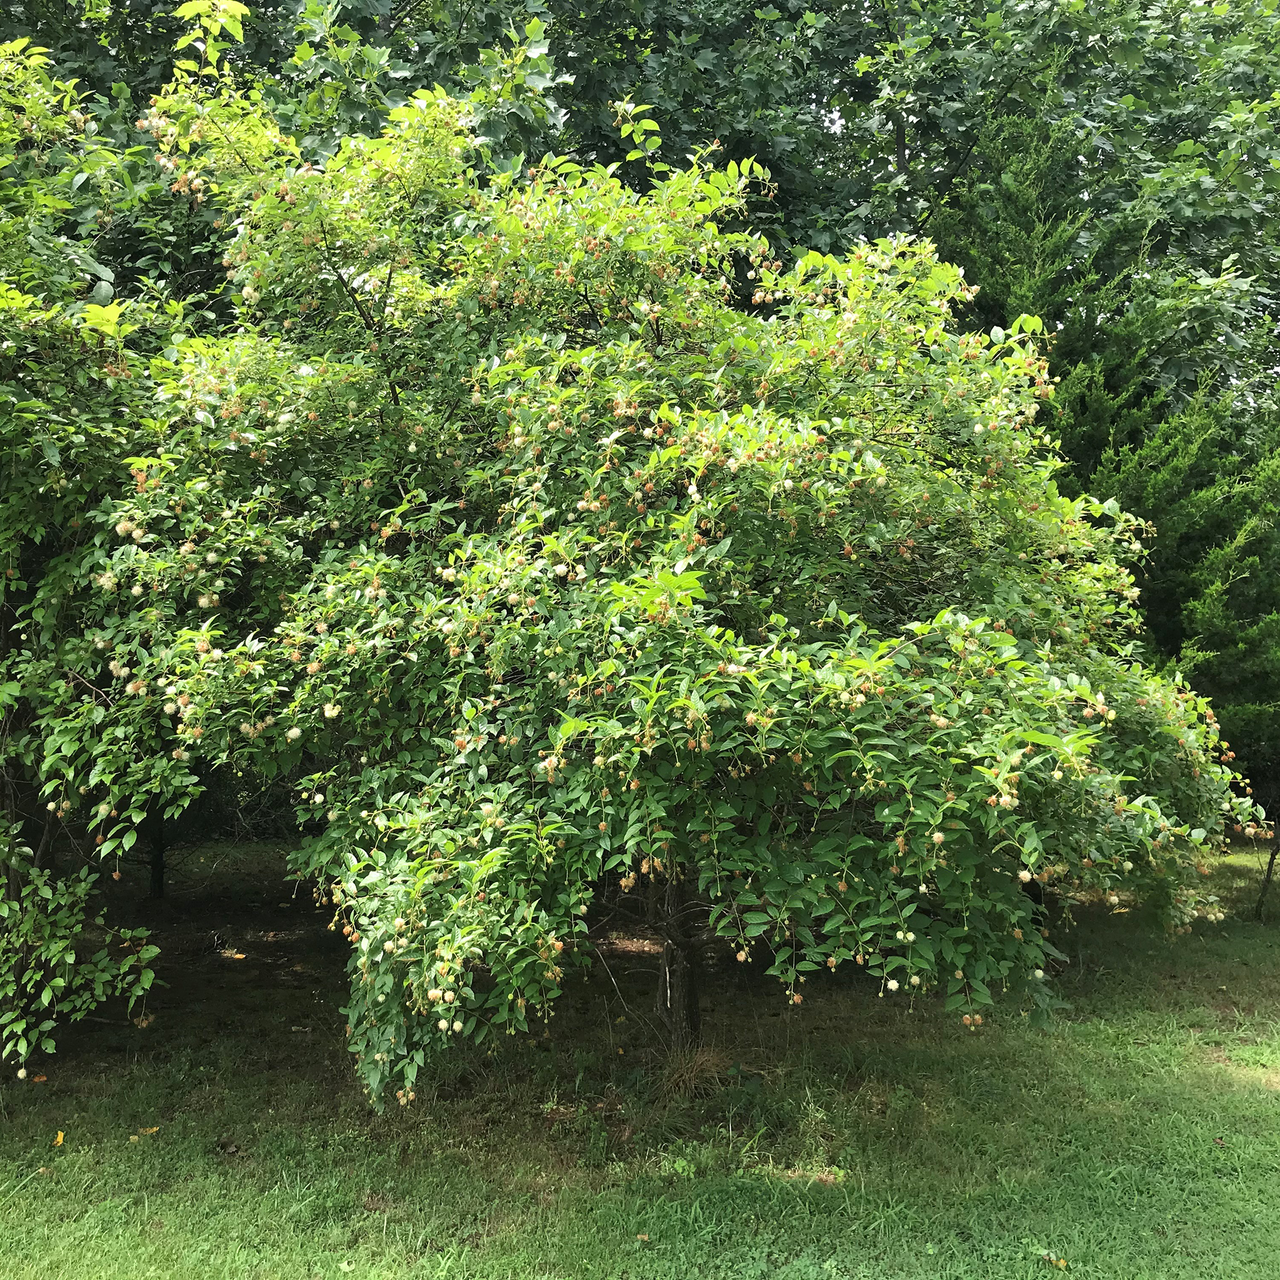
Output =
[
  {"x1": 653, "y1": 873, "x2": 702, "y2": 1050},
  {"x1": 1256, "y1": 847, "x2": 1278, "y2": 921},
  {"x1": 656, "y1": 935, "x2": 702, "y2": 1051},
  {"x1": 146, "y1": 811, "x2": 166, "y2": 899}
]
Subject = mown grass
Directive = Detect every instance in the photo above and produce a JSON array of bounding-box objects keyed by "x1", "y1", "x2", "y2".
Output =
[{"x1": 3, "y1": 846, "x2": 1280, "y2": 1279}]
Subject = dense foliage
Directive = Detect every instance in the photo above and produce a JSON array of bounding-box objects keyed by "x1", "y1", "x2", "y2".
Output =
[
  {"x1": 12, "y1": 0, "x2": 1274, "y2": 800},
  {"x1": 0, "y1": 16, "x2": 1266, "y2": 1100}
]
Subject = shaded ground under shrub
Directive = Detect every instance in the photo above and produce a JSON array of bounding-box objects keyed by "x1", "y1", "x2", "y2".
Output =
[{"x1": 3, "y1": 844, "x2": 1280, "y2": 1280}]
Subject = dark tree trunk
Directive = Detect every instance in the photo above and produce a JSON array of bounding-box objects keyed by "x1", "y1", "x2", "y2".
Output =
[
  {"x1": 656, "y1": 935, "x2": 701, "y2": 1051},
  {"x1": 146, "y1": 811, "x2": 166, "y2": 899},
  {"x1": 2, "y1": 767, "x2": 21, "y2": 903},
  {"x1": 653, "y1": 873, "x2": 702, "y2": 1050},
  {"x1": 31, "y1": 808, "x2": 55, "y2": 871}
]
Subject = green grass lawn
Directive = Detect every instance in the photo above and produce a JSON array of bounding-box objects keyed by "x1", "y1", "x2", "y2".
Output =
[{"x1": 4, "y1": 846, "x2": 1280, "y2": 1280}]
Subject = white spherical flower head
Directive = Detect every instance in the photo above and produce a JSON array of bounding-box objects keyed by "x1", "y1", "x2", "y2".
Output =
[
  {"x1": 452, "y1": 1020, "x2": 463, "y2": 1033},
  {"x1": 1034, "y1": 969, "x2": 1045, "y2": 980},
  {"x1": 910, "y1": 975, "x2": 921, "y2": 986},
  {"x1": 130, "y1": 584, "x2": 144, "y2": 597},
  {"x1": 205, "y1": 552, "x2": 218, "y2": 564},
  {"x1": 323, "y1": 703, "x2": 341, "y2": 719},
  {"x1": 886, "y1": 979, "x2": 900, "y2": 992},
  {"x1": 437, "y1": 1018, "x2": 449, "y2": 1032},
  {"x1": 1018, "y1": 869, "x2": 1032, "y2": 883},
  {"x1": 1122, "y1": 860, "x2": 1134, "y2": 873},
  {"x1": 16, "y1": 1068, "x2": 26, "y2": 1080},
  {"x1": 286, "y1": 727, "x2": 302, "y2": 741}
]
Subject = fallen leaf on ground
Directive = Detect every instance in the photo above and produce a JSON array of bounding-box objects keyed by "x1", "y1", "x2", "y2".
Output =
[{"x1": 52, "y1": 1131, "x2": 64, "y2": 1148}]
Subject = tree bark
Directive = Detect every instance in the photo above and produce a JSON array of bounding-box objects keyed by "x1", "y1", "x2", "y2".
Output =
[
  {"x1": 656, "y1": 935, "x2": 701, "y2": 1051},
  {"x1": 2, "y1": 766, "x2": 21, "y2": 902},
  {"x1": 146, "y1": 811, "x2": 166, "y2": 899},
  {"x1": 31, "y1": 808, "x2": 55, "y2": 872},
  {"x1": 653, "y1": 874, "x2": 702, "y2": 1050},
  {"x1": 1256, "y1": 847, "x2": 1278, "y2": 921}
]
